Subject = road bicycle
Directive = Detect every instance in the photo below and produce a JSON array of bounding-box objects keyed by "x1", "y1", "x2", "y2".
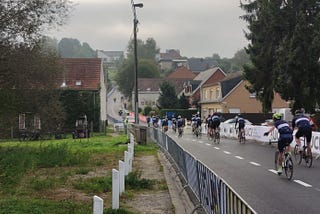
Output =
[
  {"x1": 194, "y1": 126, "x2": 201, "y2": 138},
  {"x1": 293, "y1": 136, "x2": 312, "y2": 168},
  {"x1": 238, "y1": 128, "x2": 246, "y2": 144},
  {"x1": 178, "y1": 127, "x2": 183, "y2": 138},
  {"x1": 213, "y1": 128, "x2": 220, "y2": 144},
  {"x1": 274, "y1": 147, "x2": 293, "y2": 180}
]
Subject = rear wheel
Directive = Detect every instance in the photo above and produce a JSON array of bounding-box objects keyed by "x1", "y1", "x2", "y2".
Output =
[
  {"x1": 294, "y1": 145, "x2": 302, "y2": 164},
  {"x1": 274, "y1": 151, "x2": 279, "y2": 171},
  {"x1": 215, "y1": 132, "x2": 220, "y2": 144},
  {"x1": 305, "y1": 148, "x2": 313, "y2": 168},
  {"x1": 284, "y1": 156, "x2": 293, "y2": 180}
]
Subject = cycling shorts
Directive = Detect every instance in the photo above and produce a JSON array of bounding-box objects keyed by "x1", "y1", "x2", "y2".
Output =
[
  {"x1": 278, "y1": 134, "x2": 293, "y2": 152},
  {"x1": 295, "y1": 126, "x2": 312, "y2": 143},
  {"x1": 211, "y1": 120, "x2": 220, "y2": 129}
]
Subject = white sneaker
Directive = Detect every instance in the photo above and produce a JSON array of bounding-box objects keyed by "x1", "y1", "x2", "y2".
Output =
[{"x1": 277, "y1": 166, "x2": 283, "y2": 175}]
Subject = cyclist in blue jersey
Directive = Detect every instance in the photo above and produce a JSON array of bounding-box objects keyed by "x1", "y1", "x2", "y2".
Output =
[
  {"x1": 264, "y1": 113, "x2": 293, "y2": 174},
  {"x1": 211, "y1": 112, "x2": 221, "y2": 136},
  {"x1": 292, "y1": 109, "x2": 312, "y2": 154},
  {"x1": 235, "y1": 114, "x2": 245, "y2": 139}
]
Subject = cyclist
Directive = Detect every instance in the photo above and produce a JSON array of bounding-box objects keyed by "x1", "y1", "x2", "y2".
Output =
[
  {"x1": 264, "y1": 113, "x2": 293, "y2": 175},
  {"x1": 162, "y1": 116, "x2": 169, "y2": 132},
  {"x1": 211, "y1": 112, "x2": 221, "y2": 138},
  {"x1": 235, "y1": 113, "x2": 245, "y2": 139},
  {"x1": 171, "y1": 116, "x2": 177, "y2": 132},
  {"x1": 191, "y1": 114, "x2": 197, "y2": 133},
  {"x1": 195, "y1": 114, "x2": 202, "y2": 135},
  {"x1": 177, "y1": 115, "x2": 184, "y2": 136},
  {"x1": 206, "y1": 114, "x2": 212, "y2": 137},
  {"x1": 292, "y1": 109, "x2": 312, "y2": 155}
]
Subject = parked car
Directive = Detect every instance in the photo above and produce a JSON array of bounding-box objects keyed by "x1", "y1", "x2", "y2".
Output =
[
  {"x1": 222, "y1": 118, "x2": 252, "y2": 125},
  {"x1": 261, "y1": 119, "x2": 274, "y2": 126}
]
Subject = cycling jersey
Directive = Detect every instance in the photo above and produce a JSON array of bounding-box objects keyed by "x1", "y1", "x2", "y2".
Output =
[
  {"x1": 292, "y1": 114, "x2": 312, "y2": 143},
  {"x1": 235, "y1": 117, "x2": 245, "y2": 129},
  {"x1": 211, "y1": 115, "x2": 220, "y2": 129},
  {"x1": 274, "y1": 119, "x2": 293, "y2": 152}
]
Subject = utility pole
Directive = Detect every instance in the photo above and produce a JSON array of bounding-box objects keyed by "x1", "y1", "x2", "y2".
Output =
[{"x1": 131, "y1": 1, "x2": 143, "y2": 125}]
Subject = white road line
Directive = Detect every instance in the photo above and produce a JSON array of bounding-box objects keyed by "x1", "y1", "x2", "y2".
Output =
[
  {"x1": 214, "y1": 147, "x2": 220, "y2": 150},
  {"x1": 268, "y1": 169, "x2": 278, "y2": 174},
  {"x1": 205, "y1": 143, "x2": 211, "y2": 146},
  {"x1": 235, "y1": 156, "x2": 244, "y2": 160},
  {"x1": 250, "y1": 162, "x2": 261, "y2": 166},
  {"x1": 224, "y1": 151, "x2": 231, "y2": 155},
  {"x1": 294, "y1": 180, "x2": 312, "y2": 187}
]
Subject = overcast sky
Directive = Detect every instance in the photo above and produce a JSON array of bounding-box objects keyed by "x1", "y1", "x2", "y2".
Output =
[{"x1": 47, "y1": 0, "x2": 249, "y2": 58}]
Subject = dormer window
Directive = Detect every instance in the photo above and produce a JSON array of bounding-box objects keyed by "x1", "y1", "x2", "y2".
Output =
[{"x1": 76, "y1": 80, "x2": 82, "y2": 86}]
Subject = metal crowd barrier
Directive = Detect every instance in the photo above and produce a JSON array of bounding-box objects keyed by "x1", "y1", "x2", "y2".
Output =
[{"x1": 149, "y1": 127, "x2": 257, "y2": 214}]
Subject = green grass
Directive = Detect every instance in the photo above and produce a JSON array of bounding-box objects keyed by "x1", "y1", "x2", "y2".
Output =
[
  {"x1": 0, "y1": 198, "x2": 91, "y2": 214},
  {"x1": 0, "y1": 132, "x2": 159, "y2": 213}
]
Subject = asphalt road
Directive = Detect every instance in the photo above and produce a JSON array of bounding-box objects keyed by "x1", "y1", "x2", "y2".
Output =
[{"x1": 166, "y1": 128, "x2": 320, "y2": 214}]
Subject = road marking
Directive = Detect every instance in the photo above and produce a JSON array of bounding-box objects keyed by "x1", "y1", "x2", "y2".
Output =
[
  {"x1": 235, "y1": 156, "x2": 244, "y2": 160},
  {"x1": 294, "y1": 180, "x2": 312, "y2": 187},
  {"x1": 268, "y1": 169, "x2": 278, "y2": 174},
  {"x1": 205, "y1": 143, "x2": 211, "y2": 146},
  {"x1": 214, "y1": 147, "x2": 220, "y2": 150},
  {"x1": 224, "y1": 151, "x2": 231, "y2": 155},
  {"x1": 250, "y1": 162, "x2": 261, "y2": 166}
]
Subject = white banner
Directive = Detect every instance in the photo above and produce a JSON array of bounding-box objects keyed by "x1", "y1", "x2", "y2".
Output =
[{"x1": 218, "y1": 123, "x2": 320, "y2": 156}]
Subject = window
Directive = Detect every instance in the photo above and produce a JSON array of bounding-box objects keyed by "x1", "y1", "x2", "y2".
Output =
[
  {"x1": 216, "y1": 88, "x2": 220, "y2": 99},
  {"x1": 210, "y1": 89, "x2": 213, "y2": 100},
  {"x1": 249, "y1": 92, "x2": 256, "y2": 98},
  {"x1": 75, "y1": 80, "x2": 82, "y2": 86}
]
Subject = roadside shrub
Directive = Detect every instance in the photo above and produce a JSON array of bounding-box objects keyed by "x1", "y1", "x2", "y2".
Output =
[{"x1": 125, "y1": 171, "x2": 154, "y2": 190}]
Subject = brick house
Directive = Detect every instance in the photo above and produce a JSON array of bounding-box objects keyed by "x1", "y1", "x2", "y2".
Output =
[
  {"x1": 59, "y1": 58, "x2": 107, "y2": 127},
  {"x1": 199, "y1": 72, "x2": 289, "y2": 117}
]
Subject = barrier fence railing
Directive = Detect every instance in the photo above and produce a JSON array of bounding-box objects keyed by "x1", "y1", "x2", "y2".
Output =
[{"x1": 149, "y1": 127, "x2": 257, "y2": 214}]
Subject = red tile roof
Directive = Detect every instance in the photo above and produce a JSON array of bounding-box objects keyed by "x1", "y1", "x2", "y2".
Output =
[
  {"x1": 59, "y1": 58, "x2": 102, "y2": 90},
  {"x1": 166, "y1": 66, "x2": 197, "y2": 79}
]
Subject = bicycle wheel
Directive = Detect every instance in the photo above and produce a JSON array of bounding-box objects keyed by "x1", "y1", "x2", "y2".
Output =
[
  {"x1": 294, "y1": 145, "x2": 302, "y2": 164},
  {"x1": 215, "y1": 132, "x2": 220, "y2": 144},
  {"x1": 274, "y1": 150, "x2": 279, "y2": 171},
  {"x1": 305, "y1": 148, "x2": 313, "y2": 168},
  {"x1": 284, "y1": 156, "x2": 293, "y2": 180}
]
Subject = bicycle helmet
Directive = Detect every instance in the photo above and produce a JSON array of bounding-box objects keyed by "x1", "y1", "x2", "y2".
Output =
[
  {"x1": 295, "y1": 109, "x2": 303, "y2": 115},
  {"x1": 272, "y1": 113, "x2": 281, "y2": 120},
  {"x1": 213, "y1": 112, "x2": 218, "y2": 116}
]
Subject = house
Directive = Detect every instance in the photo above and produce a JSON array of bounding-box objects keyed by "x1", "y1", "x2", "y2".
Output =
[
  {"x1": 131, "y1": 78, "x2": 164, "y2": 109},
  {"x1": 96, "y1": 50, "x2": 124, "y2": 68},
  {"x1": 187, "y1": 57, "x2": 217, "y2": 73},
  {"x1": 166, "y1": 66, "x2": 197, "y2": 95},
  {"x1": 59, "y1": 58, "x2": 107, "y2": 126},
  {"x1": 199, "y1": 72, "x2": 289, "y2": 117},
  {"x1": 156, "y1": 49, "x2": 187, "y2": 73},
  {"x1": 178, "y1": 67, "x2": 227, "y2": 108}
]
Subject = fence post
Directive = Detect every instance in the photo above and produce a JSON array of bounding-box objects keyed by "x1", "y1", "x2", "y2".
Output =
[
  {"x1": 119, "y1": 160, "x2": 125, "y2": 194},
  {"x1": 93, "y1": 195, "x2": 103, "y2": 214},
  {"x1": 112, "y1": 169, "x2": 119, "y2": 209}
]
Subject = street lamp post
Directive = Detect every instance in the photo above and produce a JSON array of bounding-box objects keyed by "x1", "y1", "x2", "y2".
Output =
[{"x1": 131, "y1": 1, "x2": 143, "y2": 125}]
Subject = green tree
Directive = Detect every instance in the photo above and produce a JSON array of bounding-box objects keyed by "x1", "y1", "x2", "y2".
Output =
[
  {"x1": 178, "y1": 93, "x2": 190, "y2": 109},
  {"x1": 58, "y1": 38, "x2": 95, "y2": 58},
  {"x1": 0, "y1": 0, "x2": 73, "y2": 46},
  {"x1": 127, "y1": 37, "x2": 160, "y2": 60},
  {"x1": 240, "y1": 0, "x2": 286, "y2": 113},
  {"x1": 158, "y1": 81, "x2": 179, "y2": 109},
  {"x1": 241, "y1": 0, "x2": 320, "y2": 113}
]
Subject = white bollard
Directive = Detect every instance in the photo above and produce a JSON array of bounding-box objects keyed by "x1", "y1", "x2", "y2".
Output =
[
  {"x1": 124, "y1": 151, "x2": 129, "y2": 175},
  {"x1": 128, "y1": 144, "x2": 134, "y2": 160},
  {"x1": 93, "y1": 195, "x2": 103, "y2": 214},
  {"x1": 130, "y1": 133, "x2": 135, "y2": 144},
  {"x1": 112, "y1": 169, "x2": 119, "y2": 209},
  {"x1": 119, "y1": 160, "x2": 125, "y2": 194}
]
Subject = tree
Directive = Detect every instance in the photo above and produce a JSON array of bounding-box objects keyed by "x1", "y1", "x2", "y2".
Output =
[
  {"x1": 58, "y1": 38, "x2": 95, "y2": 58},
  {"x1": 178, "y1": 93, "x2": 190, "y2": 109},
  {"x1": 158, "y1": 81, "x2": 179, "y2": 109},
  {"x1": 127, "y1": 37, "x2": 160, "y2": 61},
  {"x1": 0, "y1": 0, "x2": 73, "y2": 137},
  {"x1": 240, "y1": 0, "x2": 288, "y2": 112},
  {"x1": 115, "y1": 37, "x2": 161, "y2": 98},
  {"x1": 0, "y1": 0, "x2": 73, "y2": 46}
]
